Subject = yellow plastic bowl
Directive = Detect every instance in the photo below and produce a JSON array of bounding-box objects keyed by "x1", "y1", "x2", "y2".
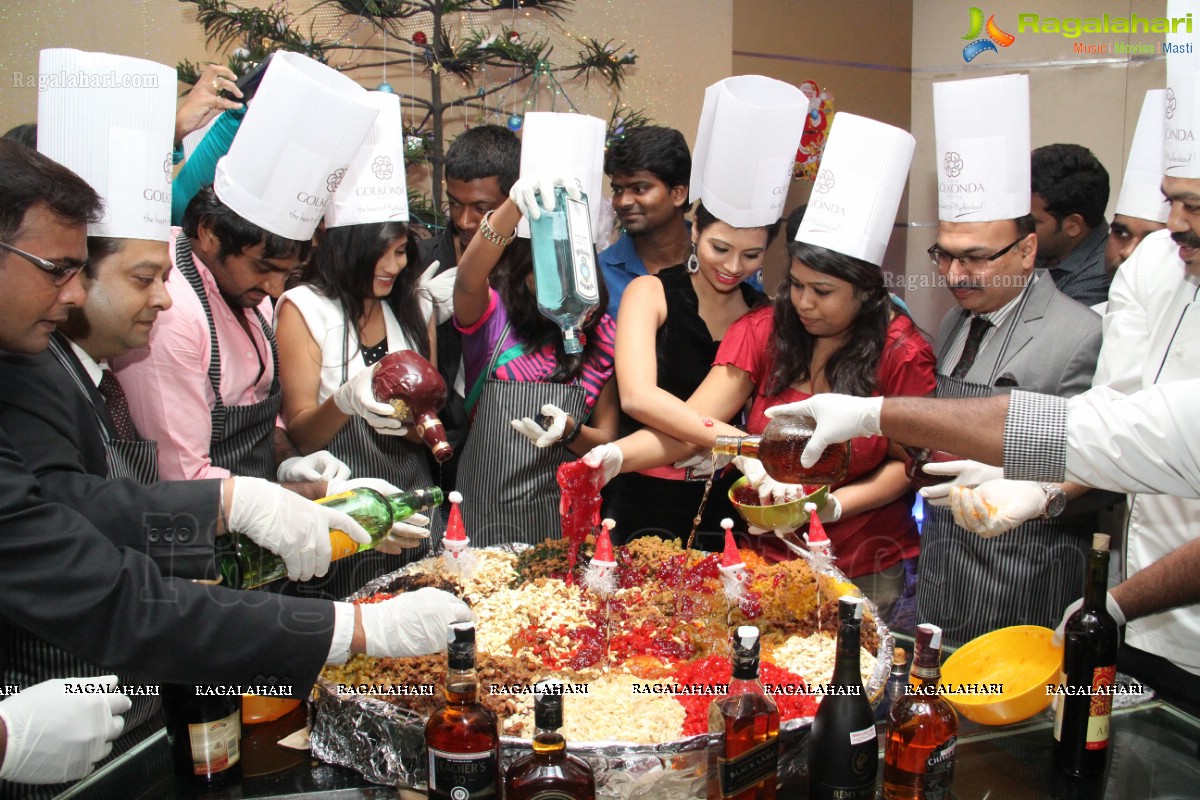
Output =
[
  {"x1": 727, "y1": 477, "x2": 827, "y2": 531},
  {"x1": 939, "y1": 625, "x2": 1063, "y2": 725}
]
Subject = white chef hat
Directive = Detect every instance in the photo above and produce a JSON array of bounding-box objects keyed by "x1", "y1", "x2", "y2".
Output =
[
  {"x1": 689, "y1": 75, "x2": 807, "y2": 228},
  {"x1": 325, "y1": 92, "x2": 409, "y2": 228},
  {"x1": 1115, "y1": 90, "x2": 1169, "y2": 223},
  {"x1": 516, "y1": 111, "x2": 607, "y2": 239},
  {"x1": 795, "y1": 113, "x2": 915, "y2": 266},
  {"x1": 214, "y1": 52, "x2": 379, "y2": 241},
  {"x1": 933, "y1": 73, "x2": 1031, "y2": 222},
  {"x1": 37, "y1": 48, "x2": 176, "y2": 242},
  {"x1": 1165, "y1": 0, "x2": 1200, "y2": 179}
]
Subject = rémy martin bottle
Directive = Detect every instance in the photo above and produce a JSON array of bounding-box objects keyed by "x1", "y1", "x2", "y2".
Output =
[
  {"x1": 221, "y1": 485, "x2": 443, "y2": 589},
  {"x1": 708, "y1": 625, "x2": 780, "y2": 800},
  {"x1": 1054, "y1": 533, "x2": 1119, "y2": 777},
  {"x1": 504, "y1": 679, "x2": 596, "y2": 800},
  {"x1": 426, "y1": 621, "x2": 501, "y2": 800},
  {"x1": 883, "y1": 624, "x2": 958, "y2": 799},
  {"x1": 807, "y1": 595, "x2": 877, "y2": 800}
]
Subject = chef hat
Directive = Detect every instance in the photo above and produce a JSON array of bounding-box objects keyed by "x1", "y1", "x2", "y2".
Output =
[
  {"x1": 516, "y1": 111, "x2": 607, "y2": 238},
  {"x1": 933, "y1": 73, "x2": 1030, "y2": 221},
  {"x1": 795, "y1": 113, "x2": 915, "y2": 266},
  {"x1": 325, "y1": 92, "x2": 409, "y2": 228},
  {"x1": 37, "y1": 49, "x2": 176, "y2": 242},
  {"x1": 689, "y1": 75, "x2": 807, "y2": 228},
  {"x1": 214, "y1": 52, "x2": 379, "y2": 241},
  {"x1": 1165, "y1": 0, "x2": 1200, "y2": 178},
  {"x1": 1115, "y1": 90, "x2": 1169, "y2": 222}
]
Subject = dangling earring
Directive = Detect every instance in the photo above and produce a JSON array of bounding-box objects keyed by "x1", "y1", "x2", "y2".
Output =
[{"x1": 686, "y1": 245, "x2": 700, "y2": 274}]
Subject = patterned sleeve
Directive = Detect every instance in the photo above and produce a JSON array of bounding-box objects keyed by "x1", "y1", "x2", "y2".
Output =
[{"x1": 1002, "y1": 390, "x2": 1069, "y2": 482}]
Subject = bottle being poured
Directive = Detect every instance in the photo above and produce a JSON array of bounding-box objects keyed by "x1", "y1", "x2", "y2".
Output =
[
  {"x1": 528, "y1": 181, "x2": 600, "y2": 355},
  {"x1": 371, "y1": 350, "x2": 453, "y2": 463}
]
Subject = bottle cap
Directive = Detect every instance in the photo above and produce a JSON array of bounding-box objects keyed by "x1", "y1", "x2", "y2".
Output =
[
  {"x1": 1092, "y1": 533, "x2": 1110, "y2": 552},
  {"x1": 447, "y1": 621, "x2": 476, "y2": 669},
  {"x1": 892, "y1": 647, "x2": 908, "y2": 668},
  {"x1": 731, "y1": 626, "x2": 761, "y2": 679},
  {"x1": 533, "y1": 679, "x2": 564, "y2": 729},
  {"x1": 914, "y1": 623, "x2": 943, "y2": 670},
  {"x1": 838, "y1": 595, "x2": 864, "y2": 622}
]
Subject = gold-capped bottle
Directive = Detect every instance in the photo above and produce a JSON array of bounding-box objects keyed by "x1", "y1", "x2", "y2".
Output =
[{"x1": 505, "y1": 680, "x2": 596, "y2": 800}]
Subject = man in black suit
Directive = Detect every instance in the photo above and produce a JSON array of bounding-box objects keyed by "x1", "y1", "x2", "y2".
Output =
[{"x1": 0, "y1": 140, "x2": 471, "y2": 787}]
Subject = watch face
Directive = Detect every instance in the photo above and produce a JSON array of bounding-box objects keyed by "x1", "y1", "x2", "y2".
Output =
[{"x1": 1046, "y1": 489, "x2": 1067, "y2": 518}]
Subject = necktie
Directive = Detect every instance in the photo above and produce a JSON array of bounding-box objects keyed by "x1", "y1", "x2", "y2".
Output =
[
  {"x1": 950, "y1": 316, "x2": 992, "y2": 380},
  {"x1": 97, "y1": 370, "x2": 140, "y2": 441}
]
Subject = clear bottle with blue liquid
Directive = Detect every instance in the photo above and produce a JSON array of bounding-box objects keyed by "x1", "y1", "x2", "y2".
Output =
[{"x1": 529, "y1": 184, "x2": 600, "y2": 354}]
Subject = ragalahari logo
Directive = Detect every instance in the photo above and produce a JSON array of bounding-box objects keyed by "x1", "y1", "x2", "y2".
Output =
[{"x1": 961, "y1": 7, "x2": 1016, "y2": 62}]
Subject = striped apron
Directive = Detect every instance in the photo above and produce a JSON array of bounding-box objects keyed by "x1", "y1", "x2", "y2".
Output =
[
  {"x1": 456, "y1": 332, "x2": 588, "y2": 547},
  {"x1": 291, "y1": 354, "x2": 442, "y2": 601},
  {"x1": 917, "y1": 314, "x2": 1089, "y2": 645},
  {"x1": 175, "y1": 236, "x2": 281, "y2": 480}
]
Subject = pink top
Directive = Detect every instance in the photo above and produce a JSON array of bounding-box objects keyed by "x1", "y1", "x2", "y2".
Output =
[
  {"x1": 111, "y1": 228, "x2": 276, "y2": 480},
  {"x1": 715, "y1": 307, "x2": 937, "y2": 577}
]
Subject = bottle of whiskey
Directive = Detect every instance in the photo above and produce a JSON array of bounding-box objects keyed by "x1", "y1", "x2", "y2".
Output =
[
  {"x1": 505, "y1": 680, "x2": 596, "y2": 800},
  {"x1": 529, "y1": 184, "x2": 601, "y2": 355},
  {"x1": 875, "y1": 647, "x2": 911, "y2": 724},
  {"x1": 712, "y1": 415, "x2": 851, "y2": 486},
  {"x1": 220, "y1": 485, "x2": 443, "y2": 589},
  {"x1": 161, "y1": 684, "x2": 242, "y2": 786},
  {"x1": 1054, "y1": 533, "x2": 1119, "y2": 777},
  {"x1": 708, "y1": 626, "x2": 780, "y2": 800},
  {"x1": 426, "y1": 621, "x2": 500, "y2": 800},
  {"x1": 807, "y1": 596, "x2": 877, "y2": 800},
  {"x1": 883, "y1": 624, "x2": 958, "y2": 799}
]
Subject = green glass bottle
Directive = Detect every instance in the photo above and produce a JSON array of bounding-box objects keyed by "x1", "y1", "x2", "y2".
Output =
[{"x1": 220, "y1": 486, "x2": 443, "y2": 590}]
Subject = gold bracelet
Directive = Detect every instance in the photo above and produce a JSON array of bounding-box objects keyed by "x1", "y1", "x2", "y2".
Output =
[{"x1": 479, "y1": 209, "x2": 516, "y2": 247}]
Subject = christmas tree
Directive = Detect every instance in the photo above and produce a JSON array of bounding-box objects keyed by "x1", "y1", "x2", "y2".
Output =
[{"x1": 178, "y1": 0, "x2": 645, "y2": 224}]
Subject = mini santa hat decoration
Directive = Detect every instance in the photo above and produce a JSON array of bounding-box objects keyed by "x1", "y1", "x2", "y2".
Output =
[
  {"x1": 804, "y1": 502, "x2": 829, "y2": 547},
  {"x1": 592, "y1": 519, "x2": 616, "y2": 565},
  {"x1": 720, "y1": 519, "x2": 744, "y2": 570},
  {"x1": 445, "y1": 491, "x2": 467, "y2": 549}
]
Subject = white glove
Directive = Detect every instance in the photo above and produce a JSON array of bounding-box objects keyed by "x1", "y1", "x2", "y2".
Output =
[
  {"x1": 1053, "y1": 593, "x2": 1126, "y2": 647},
  {"x1": 673, "y1": 452, "x2": 715, "y2": 478},
  {"x1": 228, "y1": 477, "x2": 370, "y2": 581},
  {"x1": 734, "y1": 456, "x2": 805, "y2": 505},
  {"x1": 511, "y1": 403, "x2": 569, "y2": 448},
  {"x1": 360, "y1": 587, "x2": 476, "y2": 657},
  {"x1": 817, "y1": 493, "x2": 843, "y2": 523},
  {"x1": 327, "y1": 478, "x2": 430, "y2": 553},
  {"x1": 948, "y1": 479, "x2": 1049, "y2": 538},
  {"x1": 277, "y1": 450, "x2": 352, "y2": 484},
  {"x1": 419, "y1": 260, "x2": 456, "y2": 326},
  {"x1": 582, "y1": 443, "x2": 623, "y2": 486},
  {"x1": 763, "y1": 395, "x2": 882, "y2": 469},
  {"x1": 0, "y1": 676, "x2": 130, "y2": 784},
  {"x1": 919, "y1": 459, "x2": 1005, "y2": 508},
  {"x1": 332, "y1": 366, "x2": 409, "y2": 436},
  {"x1": 509, "y1": 174, "x2": 581, "y2": 221}
]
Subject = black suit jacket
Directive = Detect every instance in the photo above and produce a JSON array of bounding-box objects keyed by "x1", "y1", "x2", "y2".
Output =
[{"x1": 0, "y1": 339, "x2": 220, "y2": 578}]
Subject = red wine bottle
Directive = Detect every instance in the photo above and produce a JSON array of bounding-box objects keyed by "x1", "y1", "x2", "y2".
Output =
[
  {"x1": 161, "y1": 684, "x2": 243, "y2": 786},
  {"x1": 807, "y1": 596, "x2": 877, "y2": 799},
  {"x1": 1054, "y1": 533, "x2": 1119, "y2": 777}
]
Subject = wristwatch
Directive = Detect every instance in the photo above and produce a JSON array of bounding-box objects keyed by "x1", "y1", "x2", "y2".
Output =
[{"x1": 1038, "y1": 483, "x2": 1067, "y2": 519}]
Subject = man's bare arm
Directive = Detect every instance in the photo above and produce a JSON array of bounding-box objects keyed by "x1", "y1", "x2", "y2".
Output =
[
  {"x1": 879, "y1": 395, "x2": 1010, "y2": 465},
  {"x1": 1112, "y1": 538, "x2": 1200, "y2": 622}
]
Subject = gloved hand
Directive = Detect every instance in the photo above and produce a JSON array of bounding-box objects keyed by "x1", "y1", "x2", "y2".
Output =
[
  {"x1": 948, "y1": 479, "x2": 1049, "y2": 538},
  {"x1": 511, "y1": 403, "x2": 569, "y2": 448},
  {"x1": 327, "y1": 478, "x2": 432, "y2": 553},
  {"x1": 0, "y1": 676, "x2": 130, "y2": 784},
  {"x1": 228, "y1": 477, "x2": 370, "y2": 581},
  {"x1": 763, "y1": 394, "x2": 882, "y2": 469},
  {"x1": 418, "y1": 260, "x2": 457, "y2": 325},
  {"x1": 919, "y1": 459, "x2": 1005, "y2": 508},
  {"x1": 509, "y1": 174, "x2": 581, "y2": 221},
  {"x1": 734, "y1": 456, "x2": 805, "y2": 505},
  {"x1": 277, "y1": 450, "x2": 352, "y2": 484},
  {"x1": 1053, "y1": 593, "x2": 1126, "y2": 647},
  {"x1": 582, "y1": 443, "x2": 623, "y2": 486},
  {"x1": 332, "y1": 366, "x2": 409, "y2": 436},
  {"x1": 674, "y1": 451, "x2": 715, "y2": 478},
  {"x1": 360, "y1": 587, "x2": 476, "y2": 657},
  {"x1": 817, "y1": 493, "x2": 843, "y2": 523}
]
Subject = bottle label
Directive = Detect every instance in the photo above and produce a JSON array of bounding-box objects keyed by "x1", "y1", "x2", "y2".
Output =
[
  {"x1": 849, "y1": 724, "x2": 876, "y2": 746},
  {"x1": 717, "y1": 736, "x2": 779, "y2": 798},
  {"x1": 185, "y1": 710, "x2": 240, "y2": 775},
  {"x1": 428, "y1": 746, "x2": 498, "y2": 800},
  {"x1": 924, "y1": 736, "x2": 957, "y2": 799},
  {"x1": 1086, "y1": 664, "x2": 1116, "y2": 749},
  {"x1": 564, "y1": 195, "x2": 599, "y2": 303}
]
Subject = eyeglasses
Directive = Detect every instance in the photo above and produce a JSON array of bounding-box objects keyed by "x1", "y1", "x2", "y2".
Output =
[
  {"x1": 0, "y1": 241, "x2": 86, "y2": 286},
  {"x1": 927, "y1": 236, "x2": 1027, "y2": 272}
]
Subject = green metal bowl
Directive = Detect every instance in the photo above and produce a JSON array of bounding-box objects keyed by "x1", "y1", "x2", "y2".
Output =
[{"x1": 727, "y1": 476, "x2": 828, "y2": 530}]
